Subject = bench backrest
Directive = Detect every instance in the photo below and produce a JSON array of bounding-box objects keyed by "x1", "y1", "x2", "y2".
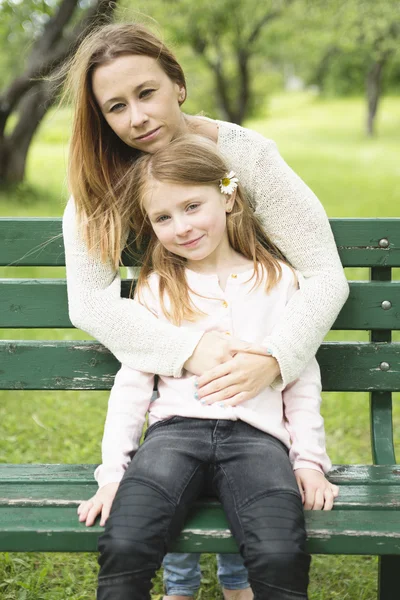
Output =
[{"x1": 0, "y1": 218, "x2": 399, "y2": 466}]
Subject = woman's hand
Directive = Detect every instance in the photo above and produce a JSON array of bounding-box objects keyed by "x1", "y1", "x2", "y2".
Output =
[
  {"x1": 184, "y1": 331, "x2": 271, "y2": 376},
  {"x1": 196, "y1": 352, "x2": 280, "y2": 407},
  {"x1": 294, "y1": 469, "x2": 339, "y2": 511},
  {"x1": 77, "y1": 482, "x2": 119, "y2": 527}
]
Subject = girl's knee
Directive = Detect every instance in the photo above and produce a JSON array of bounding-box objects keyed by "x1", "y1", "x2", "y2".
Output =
[
  {"x1": 246, "y1": 543, "x2": 310, "y2": 595},
  {"x1": 98, "y1": 526, "x2": 163, "y2": 573}
]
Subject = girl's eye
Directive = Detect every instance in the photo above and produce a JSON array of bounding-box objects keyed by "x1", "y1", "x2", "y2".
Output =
[
  {"x1": 109, "y1": 103, "x2": 125, "y2": 113},
  {"x1": 156, "y1": 215, "x2": 170, "y2": 223},
  {"x1": 187, "y1": 203, "x2": 200, "y2": 212},
  {"x1": 139, "y1": 89, "x2": 155, "y2": 99}
]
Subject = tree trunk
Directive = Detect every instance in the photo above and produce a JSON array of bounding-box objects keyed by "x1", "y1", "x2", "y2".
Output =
[
  {"x1": 210, "y1": 54, "x2": 246, "y2": 125},
  {"x1": 366, "y1": 59, "x2": 385, "y2": 137},
  {"x1": 236, "y1": 48, "x2": 250, "y2": 125},
  {"x1": 0, "y1": 82, "x2": 55, "y2": 184},
  {"x1": 0, "y1": 0, "x2": 118, "y2": 186}
]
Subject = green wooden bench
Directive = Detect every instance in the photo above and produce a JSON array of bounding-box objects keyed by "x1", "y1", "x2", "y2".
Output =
[{"x1": 0, "y1": 217, "x2": 399, "y2": 599}]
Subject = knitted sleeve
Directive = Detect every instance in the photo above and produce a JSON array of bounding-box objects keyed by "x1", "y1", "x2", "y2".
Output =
[
  {"x1": 62, "y1": 197, "x2": 203, "y2": 377},
  {"x1": 221, "y1": 125, "x2": 349, "y2": 389}
]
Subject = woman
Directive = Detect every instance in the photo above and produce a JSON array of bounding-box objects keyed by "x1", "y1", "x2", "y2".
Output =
[{"x1": 62, "y1": 22, "x2": 348, "y2": 599}]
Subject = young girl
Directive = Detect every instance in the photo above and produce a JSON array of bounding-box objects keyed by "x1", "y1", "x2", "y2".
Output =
[{"x1": 78, "y1": 136, "x2": 338, "y2": 600}]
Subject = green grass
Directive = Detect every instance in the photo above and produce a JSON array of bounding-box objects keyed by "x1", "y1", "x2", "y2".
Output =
[{"x1": 1, "y1": 92, "x2": 399, "y2": 598}]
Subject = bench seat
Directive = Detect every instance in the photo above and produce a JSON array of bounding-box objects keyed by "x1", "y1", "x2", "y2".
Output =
[
  {"x1": 1, "y1": 464, "x2": 400, "y2": 554},
  {"x1": 1, "y1": 217, "x2": 400, "y2": 599}
]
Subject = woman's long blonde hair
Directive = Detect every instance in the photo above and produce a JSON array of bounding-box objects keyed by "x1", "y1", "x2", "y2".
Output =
[
  {"x1": 63, "y1": 23, "x2": 186, "y2": 267},
  {"x1": 122, "y1": 135, "x2": 289, "y2": 325}
]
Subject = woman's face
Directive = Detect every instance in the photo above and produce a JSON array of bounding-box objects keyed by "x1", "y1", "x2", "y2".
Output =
[{"x1": 92, "y1": 54, "x2": 186, "y2": 154}]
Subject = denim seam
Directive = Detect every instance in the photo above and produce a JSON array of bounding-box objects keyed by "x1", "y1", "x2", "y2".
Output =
[
  {"x1": 250, "y1": 577, "x2": 308, "y2": 598},
  {"x1": 218, "y1": 463, "x2": 246, "y2": 554},
  {"x1": 238, "y1": 487, "x2": 301, "y2": 513},
  {"x1": 98, "y1": 568, "x2": 154, "y2": 584},
  {"x1": 159, "y1": 463, "x2": 204, "y2": 551},
  {"x1": 119, "y1": 476, "x2": 175, "y2": 508}
]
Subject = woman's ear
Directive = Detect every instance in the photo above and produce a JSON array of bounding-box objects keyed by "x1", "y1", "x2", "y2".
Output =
[
  {"x1": 178, "y1": 85, "x2": 186, "y2": 105},
  {"x1": 225, "y1": 188, "x2": 236, "y2": 213}
]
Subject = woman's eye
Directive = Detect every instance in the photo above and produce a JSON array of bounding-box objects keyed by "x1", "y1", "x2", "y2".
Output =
[
  {"x1": 109, "y1": 103, "x2": 125, "y2": 113},
  {"x1": 139, "y1": 89, "x2": 155, "y2": 99}
]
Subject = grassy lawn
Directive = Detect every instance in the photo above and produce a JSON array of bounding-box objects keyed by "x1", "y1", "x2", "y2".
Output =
[{"x1": 0, "y1": 92, "x2": 399, "y2": 598}]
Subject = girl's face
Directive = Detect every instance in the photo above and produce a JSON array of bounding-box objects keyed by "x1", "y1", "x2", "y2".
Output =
[
  {"x1": 92, "y1": 54, "x2": 186, "y2": 154},
  {"x1": 144, "y1": 179, "x2": 235, "y2": 270}
]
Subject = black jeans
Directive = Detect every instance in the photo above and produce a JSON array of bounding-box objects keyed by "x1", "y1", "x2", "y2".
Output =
[{"x1": 97, "y1": 418, "x2": 310, "y2": 600}]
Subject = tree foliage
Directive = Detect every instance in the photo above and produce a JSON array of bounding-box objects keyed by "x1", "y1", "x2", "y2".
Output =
[
  {"x1": 277, "y1": 0, "x2": 400, "y2": 135},
  {"x1": 122, "y1": 0, "x2": 293, "y2": 124},
  {"x1": 1, "y1": 0, "x2": 398, "y2": 188},
  {"x1": 0, "y1": 0, "x2": 118, "y2": 186}
]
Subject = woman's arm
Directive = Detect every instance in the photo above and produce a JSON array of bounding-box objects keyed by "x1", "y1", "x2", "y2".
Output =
[
  {"x1": 221, "y1": 128, "x2": 349, "y2": 389},
  {"x1": 63, "y1": 197, "x2": 202, "y2": 377},
  {"x1": 252, "y1": 138, "x2": 349, "y2": 388}
]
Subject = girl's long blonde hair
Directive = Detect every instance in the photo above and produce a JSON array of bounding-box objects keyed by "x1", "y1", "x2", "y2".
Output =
[
  {"x1": 63, "y1": 23, "x2": 186, "y2": 267},
  {"x1": 122, "y1": 135, "x2": 290, "y2": 325}
]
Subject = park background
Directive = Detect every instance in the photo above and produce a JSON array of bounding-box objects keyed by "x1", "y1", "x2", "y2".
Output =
[{"x1": 0, "y1": 0, "x2": 399, "y2": 598}]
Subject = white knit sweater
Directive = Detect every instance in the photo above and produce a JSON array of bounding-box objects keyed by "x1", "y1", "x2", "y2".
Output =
[{"x1": 62, "y1": 120, "x2": 349, "y2": 388}]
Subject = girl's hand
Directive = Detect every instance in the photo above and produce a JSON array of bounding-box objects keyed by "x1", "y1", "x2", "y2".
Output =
[
  {"x1": 77, "y1": 482, "x2": 119, "y2": 527},
  {"x1": 294, "y1": 469, "x2": 339, "y2": 511},
  {"x1": 184, "y1": 331, "x2": 271, "y2": 376},
  {"x1": 196, "y1": 352, "x2": 280, "y2": 406}
]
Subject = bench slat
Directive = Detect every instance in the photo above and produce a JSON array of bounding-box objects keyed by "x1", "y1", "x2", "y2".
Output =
[
  {"x1": 0, "y1": 506, "x2": 399, "y2": 554},
  {"x1": 1, "y1": 218, "x2": 400, "y2": 267},
  {"x1": 330, "y1": 218, "x2": 400, "y2": 267},
  {"x1": 0, "y1": 218, "x2": 65, "y2": 267},
  {"x1": 1, "y1": 279, "x2": 399, "y2": 330},
  {"x1": 1, "y1": 341, "x2": 398, "y2": 391},
  {"x1": 0, "y1": 464, "x2": 398, "y2": 485},
  {"x1": 1, "y1": 482, "x2": 399, "y2": 509}
]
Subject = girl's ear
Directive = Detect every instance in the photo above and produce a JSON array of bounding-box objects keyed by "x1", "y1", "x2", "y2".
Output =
[{"x1": 225, "y1": 188, "x2": 237, "y2": 213}]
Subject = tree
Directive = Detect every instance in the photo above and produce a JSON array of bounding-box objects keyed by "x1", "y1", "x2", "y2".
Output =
[
  {"x1": 280, "y1": 0, "x2": 400, "y2": 136},
  {"x1": 129, "y1": 0, "x2": 294, "y2": 125},
  {"x1": 0, "y1": 0, "x2": 118, "y2": 186}
]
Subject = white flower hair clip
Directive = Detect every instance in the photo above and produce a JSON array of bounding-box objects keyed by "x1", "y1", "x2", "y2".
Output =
[{"x1": 219, "y1": 171, "x2": 239, "y2": 195}]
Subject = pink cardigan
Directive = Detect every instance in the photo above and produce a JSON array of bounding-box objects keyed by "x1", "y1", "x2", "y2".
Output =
[{"x1": 95, "y1": 263, "x2": 332, "y2": 488}]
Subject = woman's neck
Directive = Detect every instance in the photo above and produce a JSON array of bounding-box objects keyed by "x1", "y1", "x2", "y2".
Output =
[{"x1": 183, "y1": 114, "x2": 219, "y2": 144}]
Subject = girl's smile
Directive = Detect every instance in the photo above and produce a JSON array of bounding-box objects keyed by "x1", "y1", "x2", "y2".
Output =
[{"x1": 179, "y1": 235, "x2": 205, "y2": 248}]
